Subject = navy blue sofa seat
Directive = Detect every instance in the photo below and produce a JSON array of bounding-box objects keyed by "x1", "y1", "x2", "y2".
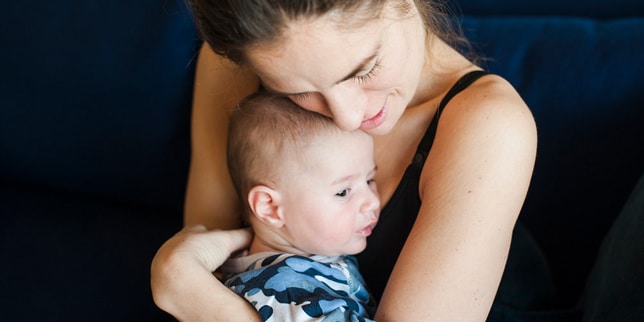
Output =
[{"x1": 1, "y1": 0, "x2": 642, "y2": 320}]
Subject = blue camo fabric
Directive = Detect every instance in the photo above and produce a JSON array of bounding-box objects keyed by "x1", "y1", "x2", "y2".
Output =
[{"x1": 223, "y1": 253, "x2": 376, "y2": 321}]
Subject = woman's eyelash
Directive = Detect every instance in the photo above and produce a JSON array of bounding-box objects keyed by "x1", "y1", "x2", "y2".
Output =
[
  {"x1": 289, "y1": 92, "x2": 310, "y2": 101},
  {"x1": 351, "y1": 61, "x2": 381, "y2": 84},
  {"x1": 288, "y1": 60, "x2": 381, "y2": 101}
]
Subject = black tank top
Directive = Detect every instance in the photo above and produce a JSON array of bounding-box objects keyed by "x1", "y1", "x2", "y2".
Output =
[{"x1": 355, "y1": 70, "x2": 490, "y2": 301}]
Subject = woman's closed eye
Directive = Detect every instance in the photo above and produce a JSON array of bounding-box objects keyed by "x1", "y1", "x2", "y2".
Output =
[
  {"x1": 287, "y1": 59, "x2": 381, "y2": 102},
  {"x1": 288, "y1": 92, "x2": 310, "y2": 102},
  {"x1": 351, "y1": 60, "x2": 381, "y2": 85}
]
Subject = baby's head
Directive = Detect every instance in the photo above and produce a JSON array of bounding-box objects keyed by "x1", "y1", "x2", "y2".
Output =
[
  {"x1": 227, "y1": 92, "x2": 343, "y2": 221},
  {"x1": 227, "y1": 92, "x2": 380, "y2": 256}
]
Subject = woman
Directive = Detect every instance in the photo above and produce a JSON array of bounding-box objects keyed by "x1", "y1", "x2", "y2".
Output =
[{"x1": 151, "y1": 0, "x2": 538, "y2": 320}]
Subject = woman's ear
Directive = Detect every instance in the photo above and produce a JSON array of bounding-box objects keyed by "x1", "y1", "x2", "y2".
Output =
[{"x1": 248, "y1": 185, "x2": 285, "y2": 228}]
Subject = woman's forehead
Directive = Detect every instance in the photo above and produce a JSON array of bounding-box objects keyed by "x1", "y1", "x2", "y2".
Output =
[{"x1": 246, "y1": 17, "x2": 386, "y2": 93}]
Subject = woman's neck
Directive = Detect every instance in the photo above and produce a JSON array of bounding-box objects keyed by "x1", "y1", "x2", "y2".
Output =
[{"x1": 410, "y1": 36, "x2": 478, "y2": 109}]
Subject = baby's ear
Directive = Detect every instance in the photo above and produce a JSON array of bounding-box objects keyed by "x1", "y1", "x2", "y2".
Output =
[{"x1": 248, "y1": 185, "x2": 285, "y2": 228}]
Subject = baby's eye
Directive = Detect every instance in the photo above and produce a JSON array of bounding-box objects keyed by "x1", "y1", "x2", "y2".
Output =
[{"x1": 335, "y1": 188, "x2": 350, "y2": 197}]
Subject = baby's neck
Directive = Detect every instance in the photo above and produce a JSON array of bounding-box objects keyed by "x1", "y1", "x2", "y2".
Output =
[{"x1": 248, "y1": 235, "x2": 310, "y2": 257}]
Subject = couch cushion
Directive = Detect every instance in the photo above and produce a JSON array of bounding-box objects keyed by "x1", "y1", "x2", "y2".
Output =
[
  {"x1": 0, "y1": 0, "x2": 199, "y2": 211},
  {"x1": 0, "y1": 185, "x2": 180, "y2": 321}
]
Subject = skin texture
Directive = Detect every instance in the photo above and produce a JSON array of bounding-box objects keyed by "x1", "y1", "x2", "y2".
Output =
[{"x1": 151, "y1": 2, "x2": 537, "y2": 321}]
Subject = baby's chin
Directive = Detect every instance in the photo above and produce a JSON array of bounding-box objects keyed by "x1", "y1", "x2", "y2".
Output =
[
  {"x1": 312, "y1": 238, "x2": 368, "y2": 257},
  {"x1": 340, "y1": 241, "x2": 368, "y2": 256}
]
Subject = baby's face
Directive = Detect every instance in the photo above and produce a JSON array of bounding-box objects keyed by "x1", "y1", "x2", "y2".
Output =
[{"x1": 278, "y1": 130, "x2": 380, "y2": 257}]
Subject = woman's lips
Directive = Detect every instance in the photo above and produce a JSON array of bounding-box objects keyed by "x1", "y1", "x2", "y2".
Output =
[{"x1": 360, "y1": 106, "x2": 386, "y2": 131}]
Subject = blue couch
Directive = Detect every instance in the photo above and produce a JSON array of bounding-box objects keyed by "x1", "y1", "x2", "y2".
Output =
[{"x1": 1, "y1": 0, "x2": 642, "y2": 320}]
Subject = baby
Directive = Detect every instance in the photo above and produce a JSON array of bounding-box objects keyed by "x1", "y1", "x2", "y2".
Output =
[{"x1": 223, "y1": 91, "x2": 380, "y2": 321}]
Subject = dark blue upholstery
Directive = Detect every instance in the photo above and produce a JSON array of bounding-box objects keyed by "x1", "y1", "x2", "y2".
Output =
[
  {"x1": 1, "y1": 0, "x2": 642, "y2": 320},
  {"x1": 1, "y1": 1, "x2": 198, "y2": 320},
  {"x1": 0, "y1": 1, "x2": 198, "y2": 210},
  {"x1": 459, "y1": 0, "x2": 643, "y2": 18},
  {"x1": 461, "y1": 15, "x2": 644, "y2": 304}
]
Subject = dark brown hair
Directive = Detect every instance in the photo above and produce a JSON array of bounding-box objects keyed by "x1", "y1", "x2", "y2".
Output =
[{"x1": 187, "y1": 0, "x2": 475, "y2": 65}]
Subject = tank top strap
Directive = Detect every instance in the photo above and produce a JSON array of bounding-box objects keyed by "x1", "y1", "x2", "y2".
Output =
[{"x1": 412, "y1": 70, "x2": 491, "y2": 168}]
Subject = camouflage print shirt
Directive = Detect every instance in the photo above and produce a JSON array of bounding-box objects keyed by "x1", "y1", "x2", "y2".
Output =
[{"x1": 223, "y1": 252, "x2": 376, "y2": 322}]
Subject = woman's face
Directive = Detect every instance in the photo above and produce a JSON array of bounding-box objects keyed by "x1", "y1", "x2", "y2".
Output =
[{"x1": 246, "y1": 5, "x2": 427, "y2": 135}]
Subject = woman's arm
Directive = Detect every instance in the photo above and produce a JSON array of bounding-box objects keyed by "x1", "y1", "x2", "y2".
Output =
[
  {"x1": 375, "y1": 75, "x2": 538, "y2": 321},
  {"x1": 184, "y1": 43, "x2": 260, "y2": 229},
  {"x1": 151, "y1": 44, "x2": 261, "y2": 321}
]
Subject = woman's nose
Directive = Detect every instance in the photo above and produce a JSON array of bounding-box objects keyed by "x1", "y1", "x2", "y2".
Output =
[{"x1": 324, "y1": 85, "x2": 367, "y2": 131}]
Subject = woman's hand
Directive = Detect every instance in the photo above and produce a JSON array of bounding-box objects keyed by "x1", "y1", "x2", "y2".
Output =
[
  {"x1": 153, "y1": 225, "x2": 252, "y2": 272},
  {"x1": 150, "y1": 226, "x2": 260, "y2": 321}
]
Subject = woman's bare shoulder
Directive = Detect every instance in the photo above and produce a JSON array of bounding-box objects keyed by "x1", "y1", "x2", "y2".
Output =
[
  {"x1": 438, "y1": 73, "x2": 536, "y2": 148},
  {"x1": 419, "y1": 72, "x2": 538, "y2": 218}
]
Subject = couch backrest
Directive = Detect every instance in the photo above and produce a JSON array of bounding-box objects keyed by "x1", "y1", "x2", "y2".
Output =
[
  {"x1": 453, "y1": 2, "x2": 644, "y2": 229},
  {"x1": 453, "y1": 0, "x2": 644, "y2": 19},
  {"x1": 454, "y1": 0, "x2": 644, "y2": 302},
  {"x1": 463, "y1": 12, "x2": 644, "y2": 232},
  {"x1": 0, "y1": 1, "x2": 200, "y2": 211},
  {"x1": 2, "y1": 0, "x2": 642, "y2": 225}
]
